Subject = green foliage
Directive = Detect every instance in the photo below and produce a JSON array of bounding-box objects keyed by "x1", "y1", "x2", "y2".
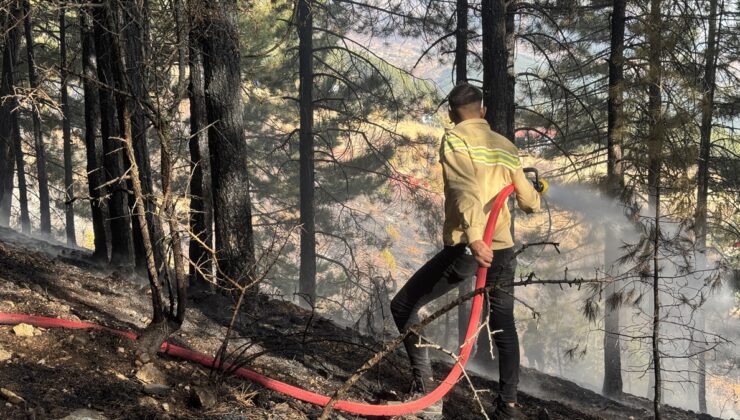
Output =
[{"x1": 238, "y1": 1, "x2": 440, "y2": 305}]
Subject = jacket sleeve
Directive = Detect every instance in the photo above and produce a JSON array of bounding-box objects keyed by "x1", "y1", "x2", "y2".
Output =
[
  {"x1": 512, "y1": 166, "x2": 541, "y2": 213},
  {"x1": 440, "y1": 133, "x2": 486, "y2": 243}
]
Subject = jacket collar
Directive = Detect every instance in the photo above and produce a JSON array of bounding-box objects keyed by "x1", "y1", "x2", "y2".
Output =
[{"x1": 454, "y1": 118, "x2": 488, "y2": 129}]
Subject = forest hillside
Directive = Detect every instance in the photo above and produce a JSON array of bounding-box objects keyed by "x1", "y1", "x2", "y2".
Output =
[
  {"x1": 0, "y1": 228, "x2": 723, "y2": 419},
  {"x1": 0, "y1": 0, "x2": 738, "y2": 419}
]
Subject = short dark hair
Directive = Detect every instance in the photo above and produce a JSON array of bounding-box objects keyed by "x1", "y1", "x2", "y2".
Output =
[{"x1": 448, "y1": 83, "x2": 482, "y2": 109}]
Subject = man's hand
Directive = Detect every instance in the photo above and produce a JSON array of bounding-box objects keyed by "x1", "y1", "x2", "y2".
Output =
[{"x1": 469, "y1": 240, "x2": 493, "y2": 268}]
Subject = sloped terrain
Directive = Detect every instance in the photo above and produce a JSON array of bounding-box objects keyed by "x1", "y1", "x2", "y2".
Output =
[{"x1": 0, "y1": 227, "x2": 719, "y2": 419}]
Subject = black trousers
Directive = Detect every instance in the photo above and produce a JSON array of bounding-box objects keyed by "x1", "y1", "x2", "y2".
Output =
[{"x1": 390, "y1": 245, "x2": 519, "y2": 402}]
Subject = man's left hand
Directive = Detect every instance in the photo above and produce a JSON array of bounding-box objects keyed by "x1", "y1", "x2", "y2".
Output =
[{"x1": 469, "y1": 240, "x2": 493, "y2": 267}]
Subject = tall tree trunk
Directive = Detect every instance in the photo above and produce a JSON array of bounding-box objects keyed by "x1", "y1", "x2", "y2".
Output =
[
  {"x1": 477, "y1": 0, "x2": 516, "y2": 366},
  {"x1": 120, "y1": 0, "x2": 163, "y2": 271},
  {"x1": 198, "y1": 0, "x2": 256, "y2": 290},
  {"x1": 692, "y1": 0, "x2": 719, "y2": 412},
  {"x1": 647, "y1": 0, "x2": 663, "y2": 415},
  {"x1": 80, "y1": 5, "x2": 110, "y2": 261},
  {"x1": 187, "y1": 11, "x2": 213, "y2": 291},
  {"x1": 481, "y1": 0, "x2": 509, "y2": 136},
  {"x1": 455, "y1": 0, "x2": 468, "y2": 84},
  {"x1": 94, "y1": 0, "x2": 134, "y2": 266},
  {"x1": 0, "y1": 10, "x2": 10, "y2": 208},
  {"x1": 602, "y1": 0, "x2": 626, "y2": 398},
  {"x1": 695, "y1": 0, "x2": 719, "y2": 252},
  {"x1": 505, "y1": 0, "x2": 517, "y2": 243},
  {"x1": 646, "y1": 0, "x2": 663, "y2": 210},
  {"x1": 0, "y1": 1, "x2": 22, "y2": 226},
  {"x1": 23, "y1": 0, "x2": 51, "y2": 234},
  {"x1": 298, "y1": 0, "x2": 316, "y2": 305},
  {"x1": 60, "y1": 6, "x2": 76, "y2": 245}
]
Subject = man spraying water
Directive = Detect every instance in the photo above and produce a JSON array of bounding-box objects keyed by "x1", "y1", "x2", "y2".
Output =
[{"x1": 390, "y1": 83, "x2": 546, "y2": 419}]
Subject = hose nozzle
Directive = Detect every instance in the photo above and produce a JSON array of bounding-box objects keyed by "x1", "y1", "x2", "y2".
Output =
[{"x1": 523, "y1": 167, "x2": 548, "y2": 193}]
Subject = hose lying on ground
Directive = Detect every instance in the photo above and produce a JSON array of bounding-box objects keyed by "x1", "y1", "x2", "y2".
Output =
[{"x1": 0, "y1": 185, "x2": 515, "y2": 416}]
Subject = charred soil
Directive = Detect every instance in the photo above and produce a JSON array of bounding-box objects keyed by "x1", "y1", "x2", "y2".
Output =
[{"x1": 0, "y1": 228, "x2": 718, "y2": 419}]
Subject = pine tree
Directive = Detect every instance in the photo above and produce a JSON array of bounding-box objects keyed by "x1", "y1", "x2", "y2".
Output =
[
  {"x1": 22, "y1": 0, "x2": 51, "y2": 234},
  {"x1": 93, "y1": 0, "x2": 134, "y2": 266},
  {"x1": 197, "y1": 0, "x2": 257, "y2": 289},
  {"x1": 60, "y1": 5, "x2": 75, "y2": 245},
  {"x1": 80, "y1": 5, "x2": 110, "y2": 261},
  {"x1": 602, "y1": 0, "x2": 627, "y2": 397},
  {"x1": 298, "y1": 0, "x2": 317, "y2": 305},
  {"x1": 0, "y1": 1, "x2": 23, "y2": 225}
]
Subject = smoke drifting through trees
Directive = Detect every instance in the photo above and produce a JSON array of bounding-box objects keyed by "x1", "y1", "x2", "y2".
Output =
[{"x1": 0, "y1": 0, "x2": 736, "y2": 418}]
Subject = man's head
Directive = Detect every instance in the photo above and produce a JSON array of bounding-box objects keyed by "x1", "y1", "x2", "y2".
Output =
[{"x1": 448, "y1": 83, "x2": 485, "y2": 124}]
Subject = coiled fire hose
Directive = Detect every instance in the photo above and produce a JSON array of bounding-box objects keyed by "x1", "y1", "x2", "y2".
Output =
[{"x1": 0, "y1": 184, "x2": 516, "y2": 417}]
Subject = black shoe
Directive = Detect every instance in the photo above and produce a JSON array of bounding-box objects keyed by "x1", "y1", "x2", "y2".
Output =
[{"x1": 492, "y1": 395, "x2": 527, "y2": 419}]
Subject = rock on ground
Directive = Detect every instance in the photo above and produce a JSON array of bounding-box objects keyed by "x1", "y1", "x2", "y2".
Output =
[
  {"x1": 0, "y1": 387, "x2": 25, "y2": 404},
  {"x1": 12, "y1": 323, "x2": 37, "y2": 337},
  {"x1": 189, "y1": 386, "x2": 217, "y2": 409},
  {"x1": 61, "y1": 408, "x2": 109, "y2": 420},
  {"x1": 135, "y1": 363, "x2": 167, "y2": 385}
]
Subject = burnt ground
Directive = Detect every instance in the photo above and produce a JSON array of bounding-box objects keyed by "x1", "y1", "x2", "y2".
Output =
[{"x1": 0, "y1": 227, "x2": 720, "y2": 420}]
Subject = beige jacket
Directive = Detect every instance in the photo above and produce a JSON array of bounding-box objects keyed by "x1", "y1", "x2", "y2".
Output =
[{"x1": 439, "y1": 118, "x2": 540, "y2": 250}]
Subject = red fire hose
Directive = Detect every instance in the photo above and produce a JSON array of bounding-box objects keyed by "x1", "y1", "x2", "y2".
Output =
[{"x1": 0, "y1": 184, "x2": 516, "y2": 417}]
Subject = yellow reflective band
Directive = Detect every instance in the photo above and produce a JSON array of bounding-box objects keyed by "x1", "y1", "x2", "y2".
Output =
[
  {"x1": 442, "y1": 136, "x2": 521, "y2": 169},
  {"x1": 467, "y1": 148, "x2": 521, "y2": 168}
]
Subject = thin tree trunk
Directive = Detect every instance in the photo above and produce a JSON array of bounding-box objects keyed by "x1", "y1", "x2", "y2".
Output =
[
  {"x1": 602, "y1": 0, "x2": 626, "y2": 398},
  {"x1": 504, "y1": 2, "x2": 515, "y2": 141},
  {"x1": 0, "y1": 10, "x2": 11, "y2": 211},
  {"x1": 505, "y1": 1, "x2": 516, "y2": 242},
  {"x1": 60, "y1": 6, "x2": 75, "y2": 245},
  {"x1": 298, "y1": 0, "x2": 316, "y2": 305},
  {"x1": 106, "y1": 0, "x2": 187, "y2": 359},
  {"x1": 646, "y1": 0, "x2": 663, "y2": 210},
  {"x1": 692, "y1": 0, "x2": 719, "y2": 412},
  {"x1": 80, "y1": 5, "x2": 109, "y2": 261},
  {"x1": 647, "y1": 0, "x2": 663, "y2": 415},
  {"x1": 23, "y1": 0, "x2": 51, "y2": 234},
  {"x1": 94, "y1": 0, "x2": 134, "y2": 266},
  {"x1": 198, "y1": 0, "x2": 256, "y2": 290},
  {"x1": 13, "y1": 116, "x2": 29, "y2": 233},
  {"x1": 187, "y1": 12, "x2": 212, "y2": 290},
  {"x1": 652, "y1": 181, "x2": 662, "y2": 419},
  {"x1": 0, "y1": 1, "x2": 22, "y2": 226},
  {"x1": 0, "y1": 153, "x2": 14, "y2": 225},
  {"x1": 602, "y1": 257, "x2": 623, "y2": 394}
]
